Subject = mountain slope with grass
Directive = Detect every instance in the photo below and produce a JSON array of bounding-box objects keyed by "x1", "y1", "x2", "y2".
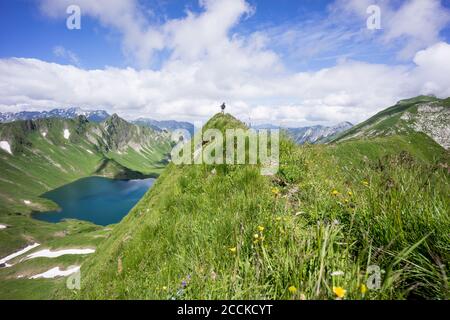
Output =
[
  {"x1": 0, "y1": 114, "x2": 172, "y2": 299},
  {"x1": 76, "y1": 111, "x2": 449, "y2": 300},
  {"x1": 0, "y1": 114, "x2": 171, "y2": 216},
  {"x1": 333, "y1": 96, "x2": 450, "y2": 149}
]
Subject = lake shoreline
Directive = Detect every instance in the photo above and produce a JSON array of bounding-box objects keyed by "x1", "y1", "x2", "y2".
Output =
[{"x1": 32, "y1": 176, "x2": 156, "y2": 226}]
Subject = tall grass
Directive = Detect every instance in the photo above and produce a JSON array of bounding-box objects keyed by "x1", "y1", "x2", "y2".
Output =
[{"x1": 77, "y1": 115, "x2": 449, "y2": 300}]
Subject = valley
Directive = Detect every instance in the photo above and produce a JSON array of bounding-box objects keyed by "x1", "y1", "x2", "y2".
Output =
[
  {"x1": 0, "y1": 114, "x2": 172, "y2": 298},
  {"x1": 0, "y1": 96, "x2": 449, "y2": 300}
]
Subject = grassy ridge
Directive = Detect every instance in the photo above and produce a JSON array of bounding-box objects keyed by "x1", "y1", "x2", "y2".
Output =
[{"x1": 77, "y1": 114, "x2": 449, "y2": 300}]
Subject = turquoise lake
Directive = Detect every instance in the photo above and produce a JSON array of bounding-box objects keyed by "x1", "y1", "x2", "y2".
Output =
[{"x1": 33, "y1": 177, "x2": 155, "y2": 226}]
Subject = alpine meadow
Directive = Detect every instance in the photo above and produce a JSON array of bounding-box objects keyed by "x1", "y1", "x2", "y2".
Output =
[{"x1": 0, "y1": 0, "x2": 449, "y2": 308}]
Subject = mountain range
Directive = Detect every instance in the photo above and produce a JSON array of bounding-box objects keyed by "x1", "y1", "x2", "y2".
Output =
[
  {"x1": 0, "y1": 108, "x2": 110, "y2": 123},
  {"x1": 253, "y1": 122, "x2": 354, "y2": 144},
  {"x1": 0, "y1": 108, "x2": 195, "y2": 135},
  {"x1": 131, "y1": 118, "x2": 195, "y2": 137},
  {"x1": 0, "y1": 114, "x2": 172, "y2": 216},
  {"x1": 0, "y1": 108, "x2": 354, "y2": 144}
]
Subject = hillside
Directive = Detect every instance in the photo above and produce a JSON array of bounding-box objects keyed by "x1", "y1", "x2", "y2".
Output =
[
  {"x1": 0, "y1": 115, "x2": 171, "y2": 258},
  {"x1": 334, "y1": 96, "x2": 450, "y2": 149},
  {"x1": 0, "y1": 115, "x2": 171, "y2": 215},
  {"x1": 0, "y1": 114, "x2": 173, "y2": 298},
  {"x1": 76, "y1": 112, "x2": 449, "y2": 300}
]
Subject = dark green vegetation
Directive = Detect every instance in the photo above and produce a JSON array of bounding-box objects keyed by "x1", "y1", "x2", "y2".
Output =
[
  {"x1": 0, "y1": 115, "x2": 172, "y2": 298},
  {"x1": 76, "y1": 110, "x2": 449, "y2": 300}
]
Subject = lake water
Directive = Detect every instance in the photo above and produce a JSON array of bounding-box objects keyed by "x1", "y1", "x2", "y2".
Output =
[{"x1": 33, "y1": 177, "x2": 155, "y2": 226}]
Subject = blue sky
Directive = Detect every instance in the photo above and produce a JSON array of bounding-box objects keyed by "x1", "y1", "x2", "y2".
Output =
[
  {"x1": 3, "y1": 0, "x2": 449, "y2": 70},
  {"x1": 0, "y1": 0, "x2": 341, "y2": 69},
  {"x1": 1, "y1": 0, "x2": 450, "y2": 125}
]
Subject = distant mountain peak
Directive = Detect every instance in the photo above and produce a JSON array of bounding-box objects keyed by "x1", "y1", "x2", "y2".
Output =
[
  {"x1": 132, "y1": 117, "x2": 195, "y2": 136},
  {"x1": 0, "y1": 107, "x2": 111, "y2": 123},
  {"x1": 254, "y1": 121, "x2": 353, "y2": 145}
]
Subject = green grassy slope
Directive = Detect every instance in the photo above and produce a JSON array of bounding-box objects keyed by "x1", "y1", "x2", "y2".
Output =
[
  {"x1": 0, "y1": 116, "x2": 171, "y2": 216},
  {"x1": 334, "y1": 96, "x2": 450, "y2": 145},
  {"x1": 0, "y1": 115, "x2": 172, "y2": 298},
  {"x1": 76, "y1": 113, "x2": 449, "y2": 300}
]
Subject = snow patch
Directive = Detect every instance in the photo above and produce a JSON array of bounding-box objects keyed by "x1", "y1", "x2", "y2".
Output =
[
  {"x1": 63, "y1": 129, "x2": 70, "y2": 140},
  {"x1": 0, "y1": 224, "x2": 6, "y2": 229},
  {"x1": 23, "y1": 200, "x2": 31, "y2": 205},
  {"x1": 0, "y1": 141, "x2": 12, "y2": 155},
  {"x1": 26, "y1": 248, "x2": 95, "y2": 259},
  {"x1": 85, "y1": 149, "x2": 93, "y2": 154},
  {"x1": 41, "y1": 131, "x2": 47, "y2": 138},
  {"x1": 0, "y1": 243, "x2": 40, "y2": 265},
  {"x1": 30, "y1": 266, "x2": 80, "y2": 279}
]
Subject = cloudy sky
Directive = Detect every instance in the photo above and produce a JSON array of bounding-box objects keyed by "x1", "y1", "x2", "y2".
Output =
[{"x1": 1, "y1": 0, "x2": 450, "y2": 126}]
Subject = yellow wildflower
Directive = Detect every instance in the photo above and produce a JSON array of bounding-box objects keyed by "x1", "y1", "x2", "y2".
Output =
[
  {"x1": 333, "y1": 286, "x2": 346, "y2": 299},
  {"x1": 253, "y1": 233, "x2": 259, "y2": 239},
  {"x1": 275, "y1": 216, "x2": 282, "y2": 221},
  {"x1": 229, "y1": 247, "x2": 237, "y2": 253},
  {"x1": 271, "y1": 187, "x2": 280, "y2": 195},
  {"x1": 331, "y1": 190, "x2": 339, "y2": 196},
  {"x1": 288, "y1": 286, "x2": 298, "y2": 294},
  {"x1": 362, "y1": 180, "x2": 369, "y2": 186},
  {"x1": 257, "y1": 225, "x2": 265, "y2": 232},
  {"x1": 348, "y1": 191, "x2": 353, "y2": 196},
  {"x1": 162, "y1": 286, "x2": 167, "y2": 291},
  {"x1": 360, "y1": 284, "x2": 367, "y2": 295}
]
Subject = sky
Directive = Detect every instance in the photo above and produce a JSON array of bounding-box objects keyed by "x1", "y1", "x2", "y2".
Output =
[{"x1": 0, "y1": 0, "x2": 450, "y2": 126}]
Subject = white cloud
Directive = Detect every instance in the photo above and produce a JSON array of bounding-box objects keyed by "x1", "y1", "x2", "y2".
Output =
[
  {"x1": 331, "y1": 0, "x2": 450, "y2": 59},
  {"x1": 1, "y1": 42, "x2": 450, "y2": 126},
  {"x1": 0, "y1": 0, "x2": 448, "y2": 126},
  {"x1": 39, "y1": 0, "x2": 254, "y2": 67}
]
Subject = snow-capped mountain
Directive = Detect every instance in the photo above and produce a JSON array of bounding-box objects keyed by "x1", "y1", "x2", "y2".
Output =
[
  {"x1": 254, "y1": 122, "x2": 353, "y2": 144},
  {"x1": 0, "y1": 108, "x2": 110, "y2": 123},
  {"x1": 132, "y1": 118, "x2": 195, "y2": 136}
]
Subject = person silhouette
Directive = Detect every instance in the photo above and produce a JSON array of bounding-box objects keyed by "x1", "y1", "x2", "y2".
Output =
[{"x1": 220, "y1": 103, "x2": 226, "y2": 114}]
